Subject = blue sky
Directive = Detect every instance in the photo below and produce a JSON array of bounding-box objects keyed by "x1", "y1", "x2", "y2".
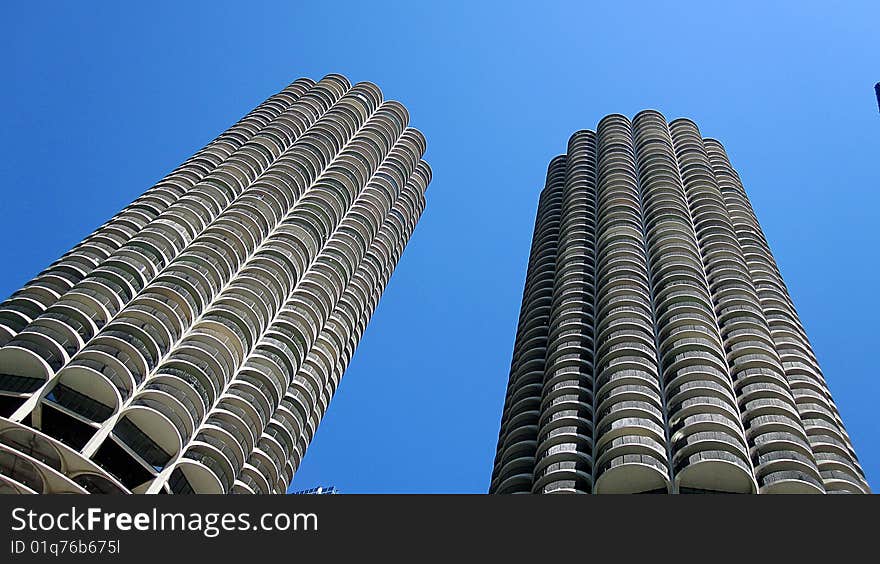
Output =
[{"x1": 1, "y1": 1, "x2": 877, "y2": 493}]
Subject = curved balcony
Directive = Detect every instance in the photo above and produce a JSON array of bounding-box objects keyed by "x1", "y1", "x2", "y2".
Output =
[
  {"x1": 758, "y1": 470, "x2": 825, "y2": 494},
  {"x1": 231, "y1": 480, "x2": 256, "y2": 495},
  {"x1": 239, "y1": 463, "x2": 272, "y2": 495},
  {"x1": 820, "y1": 469, "x2": 870, "y2": 494},
  {"x1": 117, "y1": 402, "x2": 182, "y2": 464},
  {"x1": 171, "y1": 345, "x2": 228, "y2": 394},
  {"x1": 751, "y1": 446, "x2": 823, "y2": 494},
  {"x1": 595, "y1": 369, "x2": 661, "y2": 403},
  {"x1": 218, "y1": 391, "x2": 266, "y2": 435},
  {"x1": 0, "y1": 419, "x2": 128, "y2": 493},
  {"x1": 594, "y1": 449, "x2": 670, "y2": 494},
  {"x1": 169, "y1": 456, "x2": 224, "y2": 494},
  {"x1": 0, "y1": 339, "x2": 56, "y2": 382},
  {"x1": 596, "y1": 381, "x2": 661, "y2": 415},
  {"x1": 249, "y1": 446, "x2": 281, "y2": 489},
  {"x1": 0, "y1": 445, "x2": 90, "y2": 494},
  {"x1": 531, "y1": 458, "x2": 592, "y2": 494},
  {"x1": 673, "y1": 448, "x2": 756, "y2": 494},
  {"x1": 50, "y1": 364, "x2": 122, "y2": 421}
]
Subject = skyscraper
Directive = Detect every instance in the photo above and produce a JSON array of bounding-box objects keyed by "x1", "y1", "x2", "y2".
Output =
[
  {"x1": 490, "y1": 111, "x2": 869, "y2": 494},
  {"x1": 0, "y1": 74, "x2": 431, "y2": 494}
]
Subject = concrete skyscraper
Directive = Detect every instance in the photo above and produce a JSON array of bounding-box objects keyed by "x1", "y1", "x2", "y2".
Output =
[
  {"x1": 490, "y1": 111, "x2": 868, "y2": 494},
  {"x1": 0, "y1": 74, "x2": 430, "y2": 494}
]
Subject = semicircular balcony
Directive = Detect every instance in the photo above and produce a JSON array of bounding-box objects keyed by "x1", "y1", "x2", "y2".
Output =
[
  {"x1": 217, "y1": 391, "x2": 266, "y2": 437},
  {"x1": 0, "y1": 473, "x2": 37, "y2": 493},
  {"x1": 131, "y1": 388, "x2": 195, "y2": 440},
  {"x1": 239, "y1": 463, "x2": 272, "y2": 495},
  {"x1": 752, "y1": 449, "x2": 824, "y2": 493},
  {"x1": 595, "y1": 381, "x2": 661, "y2": 414},
  {"x1": 258, "y1": 431, "x2": 289, "y2": 472},
  {"x1": 209, "y1": 406, "x2": 257, "y2": 453},
  {"x1": 491, "y1": 466, "x2": 534, "y2": 494},
  {"x1": 673, "y1": 448, "x2": 756, "y2": 494},
  {"x1": 110, "y1": 409, "x2": 181, "y2": 473},
  {"x1": 170, "y1": 346, "x2": 227, "y2": 396},
  {"x1": 155, "y1": 359, "x2": 216, "y2": 408},
  {"x1": 820, "y1": 469, "x2": 870, "y2": 494},
  {"x1": 531, "y1": 457, "x2": 592, "y2": 494},
  {"x1": 741, "y1": 396, "x2": 802, "y2": 424},
  {"x1": 50, "y1": 364, "x2": 122, "y2": 423},
  {"x1": 0, "y1": 419, "x2": 129, "y2": 493},
  {"x1": 663, "y1": 350, "x2": 730, "y2": 387},
  {"x1": 759, "y1": 469, "x2": 826, "y2": 494},
  {"x1": 0, "y1": 445, "x2": 89, "y2": 494},
  {"x1": 595, "y1": 368, "x2": 661, "y2": 402},
  {"x1": 247, "y1": 448, "x2": 281, "y2": 489},
  {"x1": 0, "y1": 339, "x2": 58, "y2": 386},
  {"x1": 168, "y1": 455, "x2": 225, "y2": 494},
  {"x1": 594, "y1": 435, "x2": 670, "y2": 494},
  {"x1": 737, "y1": 380, "x2": 797, "y2": 409},
  {"x1": 199, "y1": 420, "x2": 248, "y2": 471}
]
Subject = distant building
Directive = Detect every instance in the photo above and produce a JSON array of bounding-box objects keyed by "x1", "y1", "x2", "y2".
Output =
[{"x1": 291, "y1": 486, "x2": 339, "y2": 495}]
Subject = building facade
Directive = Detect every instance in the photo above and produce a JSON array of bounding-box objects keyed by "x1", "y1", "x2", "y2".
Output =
[
  {"x1": 490, "y1": 111, "x2": 869, "y2": 494},
  {"x1": 0, "y1": 74, "x2": 430, "y2": 494}
]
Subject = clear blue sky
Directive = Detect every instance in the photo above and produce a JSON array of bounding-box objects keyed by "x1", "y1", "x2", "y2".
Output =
[{"x1": 1, "y1": 1, "x2": 877, "y2": 493}]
